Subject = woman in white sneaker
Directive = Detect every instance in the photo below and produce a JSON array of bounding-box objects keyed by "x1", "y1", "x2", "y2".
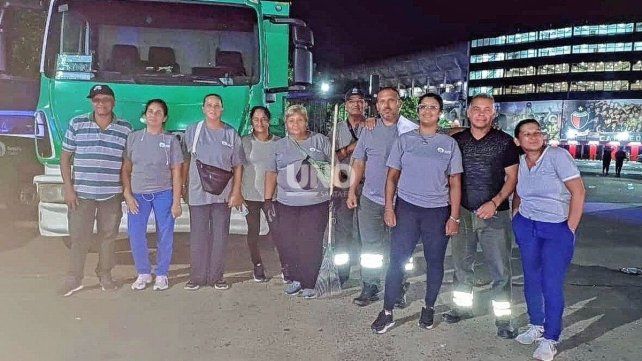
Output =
[
  {"x1": 122, "y1": 99, "x2": 184, "y2": 291},
  {"x1": 511, "y1": 119, "x2": 585, "y2": 361}
]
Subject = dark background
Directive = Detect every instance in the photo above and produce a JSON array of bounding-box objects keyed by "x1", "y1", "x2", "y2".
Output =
[{"x1": 292, "y1": 0, "x2": 642, "y2": 69}]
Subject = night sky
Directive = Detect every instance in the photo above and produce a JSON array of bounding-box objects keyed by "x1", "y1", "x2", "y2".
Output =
[{"x1": 291, "y1": 0, "x2": 642, "y2": 69}]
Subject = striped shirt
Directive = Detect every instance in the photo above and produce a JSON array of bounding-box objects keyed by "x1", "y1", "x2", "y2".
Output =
[{"x1": 62, "y1": 112, "x2": 132, "y2": 200}]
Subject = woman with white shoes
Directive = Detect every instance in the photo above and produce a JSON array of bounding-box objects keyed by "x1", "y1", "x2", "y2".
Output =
[
  {"x1": 511, "y1": 119, "x2": 585, "y2": 361},
  {"x1": 122, "y1": 99, "x2": 184, "y2": 291}
]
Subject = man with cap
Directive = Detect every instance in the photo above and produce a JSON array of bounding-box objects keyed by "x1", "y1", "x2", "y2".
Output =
[
  {"x1": 330, "y1": 87, "x2": 367, "y2": 285},
  {"x1": 58, "y1": 84, "x2": 133, "y2": 296}
]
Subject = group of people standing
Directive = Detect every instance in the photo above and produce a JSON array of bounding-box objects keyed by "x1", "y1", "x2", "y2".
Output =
[{"x1": 58, "y1": 84, "x2": 584, "y2": 361}]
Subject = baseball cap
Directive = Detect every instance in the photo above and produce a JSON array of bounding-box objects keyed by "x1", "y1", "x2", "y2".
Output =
[
  {"x1": 87, "y1": 84, "x2": 115, "y2": 99},
  {"x1": 344, "y1": 87, "x2": 365, "y2": 101}
]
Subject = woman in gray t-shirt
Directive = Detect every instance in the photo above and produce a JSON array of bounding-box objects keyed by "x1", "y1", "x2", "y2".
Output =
[
  {"x1": 264, "y1": 105, "x2": 332, "y2": 299},
  {"x1": 370, "y1": 93, "x2": 463, "y2": 333},
  {"x1": 512, "y1": 119, "x2": 585, "y2": 360},
  {"x1": 181, "y1": 94, "x2": 245, "y2": 291},
  {"x1": 241, "y1": 106, "x2": 280, "y2": 282},
  {"x1": 122, "y1": 99, "x2": 184, "y2": 291}
]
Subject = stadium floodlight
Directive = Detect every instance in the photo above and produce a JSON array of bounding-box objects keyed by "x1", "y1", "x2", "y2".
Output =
[{"x1": 320, "y1": 82, "x2": 330, "y2": 93}]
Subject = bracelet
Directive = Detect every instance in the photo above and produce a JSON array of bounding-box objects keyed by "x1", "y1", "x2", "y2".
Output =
[
  {"x1": 490, "y1": 199, "x2": 498, "y2": 208},
  {"x1": 384, "y1": 208, "x2": 394, "y2": 213},
  {"x1": 449, "y1": 216, "x2": 460, "y2": 223}
]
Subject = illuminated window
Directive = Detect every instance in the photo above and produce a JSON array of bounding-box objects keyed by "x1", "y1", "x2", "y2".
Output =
[
  {"x1": 470, "y1": 69, "x2": 504, "y2": 79},
  {"x1": 570, "y1": 80, "x2": 629, "y2": 92},
  {"x1": 505, "y1": 84, "x2": 535, "y2": 95},
  {"x1": 539, "y1": 27, "x2": 572, "y2": 40},
  {"x1": 631, "y1": 80, "x2": 642, "y2": 90},
  {"x1": 635, "y1": 42, "x2": 642, "y2": 51},
  {"x1": 470, "y1": 53, "x2": 505, "y2": 63},
  {"x1": 573, "y1": 42, "x2": 632, "y2": 54},
  {"x1": 537, "y1": 63, "x2": 569, "y2": 75},
  {"x1": 468, "y1": 86, "x2": 500, "y2": 96},
  {"x1": 537, "y1": 82, "x2": 568, "y2": 93},
  {"x1": 633, "y1": 61, "x2": 642, "y2": 71}
]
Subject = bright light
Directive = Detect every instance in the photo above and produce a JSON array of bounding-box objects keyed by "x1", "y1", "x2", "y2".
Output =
[
  {"x1": 566, "y1": 129, "x2": 578, "y2": 139},
  {"x1": 404, "y1": 258, "x2": 414, "y2": 272},
  {"x1": 616, "y1": 132, "x2": 630, "y2": 141},
  {"x1": 320, "y1": 82, "x2": 330, "y2": 93},
  {"x1": 548, "y1": 139, "x2": 560, "y2": 146},
  {"x1": 333, "y1": 253, "x2": 349, "y2": 266}
]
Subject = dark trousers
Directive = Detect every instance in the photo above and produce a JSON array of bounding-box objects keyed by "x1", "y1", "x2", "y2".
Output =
[
  {"x1": 615, "y1": 160, "x2": 624, "y2": 177},
  {"x1": 383, "y1": 198, "x2": 450, "y2": 311},
  {"x1": 272, "y1": 201, "x2": 329, "y2": 289},
  {"x1": 67, "y1": 195, "x2": 123, "y2": 281},
  {"x1": 188, "y1": 203, "x2": 231, "y2": 286},
  {"x1": 333, "y1": 189, "x2": 360, "y2": 282},
  {"x1": 602, "y1": 159, "x2": 611, "y2": 174},
  {"x1": 512, "y1": 213, "x2": 575, "y2": 341},
  {"x1": 245, "y1": 200, "x2": 264, "y2": 266}
]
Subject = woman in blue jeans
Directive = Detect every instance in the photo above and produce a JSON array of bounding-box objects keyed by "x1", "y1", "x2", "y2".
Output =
[
  {"x1": 511, "y1": 119, "x2": 585, "y2": 361},
  {"x1": 122, "y1": 99, "x2": 184, "y2": 291},
  {"x1": 370, "y1": 93, "x2": 463, "y2": 333}
]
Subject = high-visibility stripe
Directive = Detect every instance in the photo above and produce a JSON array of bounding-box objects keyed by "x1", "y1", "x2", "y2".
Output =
[
  {"x1": 360, "y1": 253, "x2": 384, "y2": 269},
  {"x1": 333, "y1": 253, "x2": 350, "y2": 266},
  {"x1": 453, "y1": 291, "x2": 474, "y2": 308},
  {"x1": 492, "y1": 300, "x2": 512, "y2": 317},
  {"x1": 404, "y1": 257, "x2": 414, "y2": 271}
]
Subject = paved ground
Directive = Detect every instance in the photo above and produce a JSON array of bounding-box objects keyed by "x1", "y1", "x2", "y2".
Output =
[{"x1": 0, "y1": 164, "x2": 640, "y2": 361}]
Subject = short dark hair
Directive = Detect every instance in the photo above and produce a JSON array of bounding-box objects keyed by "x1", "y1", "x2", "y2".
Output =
[
  {"x1": 418, "y1": 93, "x2": 443, "y2": 111},
  {"x1": 250, "y1": 105, "x2": 271, "y2": 120},
  {"x1": 514, "y1": 118, "x2": 540, "y2": 138},
  {"x1": 377, "y1": 86, "x2": 400, "y2": 98},
  {"x1": 203, "y1": 93, "x2": 223, "y2": 107},
  {"x1": 143, "y1": 98, "x2": 168, "y2": 117}
]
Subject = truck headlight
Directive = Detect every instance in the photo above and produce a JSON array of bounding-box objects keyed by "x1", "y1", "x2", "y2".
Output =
[{"x1": 37, "y1": 183, "x2": 65, "y2": 203}]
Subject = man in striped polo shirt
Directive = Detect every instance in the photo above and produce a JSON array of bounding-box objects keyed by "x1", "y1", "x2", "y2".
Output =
[{"x1": 59, "y1": 84, "x2": 133, "y2": 296}]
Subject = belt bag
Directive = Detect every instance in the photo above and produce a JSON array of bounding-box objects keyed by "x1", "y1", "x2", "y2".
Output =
[{"x1": 192, "y1": 121, "x2": 233, "y2": 195}]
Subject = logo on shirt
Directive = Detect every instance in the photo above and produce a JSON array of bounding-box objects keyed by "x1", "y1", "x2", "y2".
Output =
[
  {"x1": 159, "y1": 142, "x2": 169, "y2": 148},
  {"x1": 221, "y1": 140, "x2": 233, "y2": 147},
  {"x1": 309, "y1": 147, "x2": 321, "y2": 153},
  {"x1": 437, "y1": 147, "x2": 452, "y2": 154}
]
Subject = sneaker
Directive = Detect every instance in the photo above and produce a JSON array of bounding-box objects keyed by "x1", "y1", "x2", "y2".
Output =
[
  {"x1": 516, "y1": 324, "x2": 544, "y2": 345},
  {"x1": 353, "y1": 284, "x2": 380, "y2": 307},
  {"x1": 284, "y1": 281, "x2": 302, "y2": 295},
  {"x1": 253, "y1": 264, "x2": 267, "y2": 283},
  {"x1": 131, "y1": 274, "x2": 153, "y2": 291},
  {"x1": 214, "y1": 280, "x2": 230, "y2": 290},
  {"x1": 58, "y1": 278, "x2": 83, "y2": 297},
  {"x1": 99, "y1": 276, "x2": 117, "y2": 291},
  {"x1": 153, "y1": 275, "x2": 169, "y2": 291},
  {"x1": 496, "y1": 320, "x2": 517, "y2": 339},
  {"x1": 371, "y1": 310, "x2": 395, "y2": 334},
  {"x1": 442, "y1": 308, "x2": 473, "y2": 324},
  {"x1": 418, "y1": 307, "x2": 435, "y2": 329},
  {"x1": 301, "y1": 288, "x2": 317, "y2": 299},
  {"x1": 184, "y1": 281, "x2": 200, "y2": 291},
  {"x1": 533, "y1": 339, "x2": 557, "y2": 361},
  {"x1": 394, "y1": 281, "x2": 410, "y2": 309}
]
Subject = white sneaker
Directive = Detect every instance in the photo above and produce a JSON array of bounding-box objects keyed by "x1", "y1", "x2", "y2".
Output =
[
  {"x1": 131, "y1": 274, "x2": 153, "y2": 290},
  {"x1": 533, "y1": 338, "x2": 557, "y2": 361},
  {"x1": 153, "y1": 275, "x2": 169, "y2": 291},
  {"x1": 516, "y1": 324, "x2": 545, "y2": 345}
]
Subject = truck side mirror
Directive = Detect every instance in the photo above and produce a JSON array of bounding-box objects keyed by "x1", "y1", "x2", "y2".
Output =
[{"x1": 293, "y1": 47, "x2": 312, "y2": 86}]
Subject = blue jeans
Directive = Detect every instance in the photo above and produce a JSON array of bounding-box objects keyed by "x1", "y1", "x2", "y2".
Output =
[
  {"x1": 383, "y1": 198, "x2": 450, "y2": 311},
  {"x1": 512, "y1": 212, "x2": 575, "y2": 341},
  {"x1": 127, "y1": 189, "x2": 175, "y2": 276}
]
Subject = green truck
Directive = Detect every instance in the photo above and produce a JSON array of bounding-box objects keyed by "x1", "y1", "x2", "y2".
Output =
[{"x1": 30, "y1": 0, "x2": 313, "y2": 238}]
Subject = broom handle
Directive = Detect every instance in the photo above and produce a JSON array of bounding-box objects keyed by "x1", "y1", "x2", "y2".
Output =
[{"x1": 327, "y1": 103, "x2": 339, "y2": 248}]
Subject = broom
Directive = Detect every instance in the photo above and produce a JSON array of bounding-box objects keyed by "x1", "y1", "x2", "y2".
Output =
[{"x1": 314, "y1": 103, "x2": 342, "y2": 297}]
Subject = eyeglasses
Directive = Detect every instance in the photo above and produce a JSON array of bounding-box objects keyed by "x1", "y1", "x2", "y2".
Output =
[{"x1": 417, "y1": 104, "x2": 440, "y2": 112}]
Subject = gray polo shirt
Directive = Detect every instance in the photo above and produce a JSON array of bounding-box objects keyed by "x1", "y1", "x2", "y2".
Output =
[
  {"x1": 334, "y1": 120, "x2": 363, "y2": 164},
  {"x1": 352, "y1": 119, "x2": 399, "y2": 205},
  {"x1": 125, "y1": 130, "x2": 184, "y2": 194},
  {"x1": 517, "y1": 146, "x2": 581, "y2": 223},
  {"x1": 387, "y1": 131, "x2": 463, "y2": 208},
  {"x1": 182, "y1": 122, "x2": 245, "y2": 205},
  {"x1": 267, "y1": 132, "x2": 332, "y2": 206},
  {"x1": 242, "y1": 134, "x2": 281, "y2": 202}
]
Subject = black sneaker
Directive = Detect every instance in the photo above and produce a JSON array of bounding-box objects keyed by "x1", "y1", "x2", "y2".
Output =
[
  {"x1": 58, "y1": 278, "x2": 83, "y2": 297},
  {"x1": 394, "y1": 281, "x2": 410, "y2": 309},
  {"x1": 371, "y1": 310, "x2": 395, "y2": 334},
  {"x1": 99, "y1": 276, "x2": 117, "y2": 291},
  {"x1": 496, "y1": 320, "x2": 517, "y2": 339},
  {"x1": 353, "y1": 284, "x2": 380, "y2": 307},
  {"x1": 214, "y1": 279, "x2": 230, "y2": 290},
  {"x1": 442, "y1": 308, "x2": 473, "y2": 324},
  {"x1": 184, "y1": 281, "x2": 200, "y2": 291},
  {"x1": 253, "y1": 263, "x2": 267, "y2": 283},
  {"x1": 418, "y1": 307, "x2": 435, "y2": 329}
]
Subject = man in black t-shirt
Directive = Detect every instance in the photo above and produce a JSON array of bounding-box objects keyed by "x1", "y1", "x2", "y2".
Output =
[{"x1": 444, "y1": 94, "x2": 520, "y2": 339}]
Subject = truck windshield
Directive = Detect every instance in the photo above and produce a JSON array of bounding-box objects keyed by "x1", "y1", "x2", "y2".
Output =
[{"x1": 44, "y1": 0, "x2": 259, "y2": 86}]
